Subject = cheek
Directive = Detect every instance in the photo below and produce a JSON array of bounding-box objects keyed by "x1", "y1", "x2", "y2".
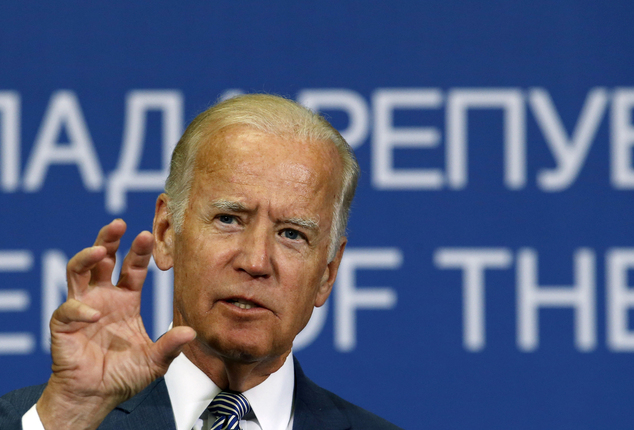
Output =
[
  {"x1": 280, "y1": 263, "x2": 326, "y2": 310},
  {"x1": 172, "y1": 245, "x2": 211, "y2": 309},
  {"x1": 174, "y1": 233, "x2": 220, "y2": 274}
]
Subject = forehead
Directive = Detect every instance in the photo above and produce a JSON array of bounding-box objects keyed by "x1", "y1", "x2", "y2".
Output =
[{"x1": 191, "y1": 125, "x2": 343, "y2": 206}]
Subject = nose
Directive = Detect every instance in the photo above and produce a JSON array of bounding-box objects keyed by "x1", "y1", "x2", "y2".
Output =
[{"x1": 233, "y1": 222, "x2": 273, "y2": 278}]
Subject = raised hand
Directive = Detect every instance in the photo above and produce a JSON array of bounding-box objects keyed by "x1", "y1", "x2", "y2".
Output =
[{"x1": 36, "y1": 219, "x2": 196, "y2": 430}]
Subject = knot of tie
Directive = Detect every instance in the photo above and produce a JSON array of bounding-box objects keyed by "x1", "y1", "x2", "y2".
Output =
[{"x1": 208, "y1": 391, "x2": 252, "y2": 430}]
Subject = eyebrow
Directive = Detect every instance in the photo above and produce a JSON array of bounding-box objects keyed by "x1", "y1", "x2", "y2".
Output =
[
  {"x1": 285, "y1": 216, "x2": 320, "y2": 232},
  {"x1": 211, "y1": 199, "x2": 320, "y2": 232},
  {"x1": 211, "y1": 199, "x2": 248, "y2": 212}
]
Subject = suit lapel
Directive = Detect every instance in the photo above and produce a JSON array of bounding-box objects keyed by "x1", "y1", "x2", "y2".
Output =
[
  {"x1": 292, "y1": 357, "x2": 351, "y2": 430},
  {"x1": 99, "y1": 359, "x2": 352, "y2": 430},
  {"x1": 100, "y1": 377, "x2": 176, "y2": 430}
]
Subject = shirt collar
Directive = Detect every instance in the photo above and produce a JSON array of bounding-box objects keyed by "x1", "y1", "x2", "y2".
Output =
[
  {"x1": 164, "y1": 351, "x2": 295, "y2": 430},
  {"x1": 244, "y1": 353, "x2": 294, "y2": 430}
]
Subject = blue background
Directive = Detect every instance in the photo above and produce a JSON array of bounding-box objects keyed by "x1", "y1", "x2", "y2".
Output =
[{"x1": 2, "y1": 1, "x2": 634, "y2": 428}]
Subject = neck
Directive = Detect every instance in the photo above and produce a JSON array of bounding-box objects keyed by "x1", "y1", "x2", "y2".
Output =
[{"x1": 181, "y1": 340, "x2": 290, "y2": 392}]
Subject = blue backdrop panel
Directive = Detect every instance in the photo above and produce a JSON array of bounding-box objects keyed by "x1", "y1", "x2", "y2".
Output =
[{"x1": 2, "y1": 2, "x2": 634, "y2": 429}]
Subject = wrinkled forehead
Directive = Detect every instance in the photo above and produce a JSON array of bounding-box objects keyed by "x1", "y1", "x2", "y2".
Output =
[{"x1": 193, "y1": 125, "x2": 344, "y2": 186}]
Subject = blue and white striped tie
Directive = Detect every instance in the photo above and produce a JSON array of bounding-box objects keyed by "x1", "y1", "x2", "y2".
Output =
[{"x1": 208, "y1": 391, "x2": 252, "y2": 430}]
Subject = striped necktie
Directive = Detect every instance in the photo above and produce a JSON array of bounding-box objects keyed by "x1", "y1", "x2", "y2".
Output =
[{"x1": 208, "y1": 391, "x2": 252, "y2": 430}]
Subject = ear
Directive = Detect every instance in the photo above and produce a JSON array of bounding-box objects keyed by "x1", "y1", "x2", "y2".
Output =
[
  {"x1": 314, "y1": 237, "x2": 347, "y2": 307},
  {"x1": 153, "y1": 193, "x2": 175, "y2": 271}
]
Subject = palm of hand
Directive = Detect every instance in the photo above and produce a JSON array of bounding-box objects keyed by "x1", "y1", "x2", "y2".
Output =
[
  {"x1": 36, "y1": 220, "x2": 196, "y2": 430},
  {"x1": 46, "y1": 220, "x2": 192, "y2": 406},
  {"x1": 50, "y1": 283, "x2": 158, "y2": 403}
]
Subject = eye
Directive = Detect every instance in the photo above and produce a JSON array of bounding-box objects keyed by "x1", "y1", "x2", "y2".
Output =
[
  {"x1": 217, "y1": 215, "x2": 236, "y2": 224},
  {"x1": 281, "y1": 229, "x2": 303, "y2": 241}
]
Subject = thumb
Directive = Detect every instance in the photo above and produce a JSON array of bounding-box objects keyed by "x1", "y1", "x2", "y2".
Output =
[{"x1": 150, "y1": 326, "x2": 196, "y2": 372}]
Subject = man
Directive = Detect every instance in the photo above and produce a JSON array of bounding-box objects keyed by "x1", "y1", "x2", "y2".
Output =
[{"x1": 0, "y1": 94, "x2": 402, "y2": 430}]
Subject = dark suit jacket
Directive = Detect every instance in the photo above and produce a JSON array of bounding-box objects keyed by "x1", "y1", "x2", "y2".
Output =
[{"x1": 0, "y1": 358, "x2": 402, "y2": 430}]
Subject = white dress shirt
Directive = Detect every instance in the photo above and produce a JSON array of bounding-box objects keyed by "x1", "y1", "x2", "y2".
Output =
[
  {"x1": 165, "y1": 352, "x2": 295, "y2": 430},
  {"x1": 22, "y1": 352, "x2": 295, "y2": 430}
]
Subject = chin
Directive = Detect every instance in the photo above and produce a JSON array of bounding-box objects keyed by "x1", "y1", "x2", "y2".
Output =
[
  {"x1": 196, "y1": 320, "x2": 293, "y2": 363},
  {"x1": 209, "y1": 336, "x2": 275, "y2": 363},
  {"x1": 223, "y1": 336, "x2": 297, "y2": 365},
  {"x1": 220, "y1": 348, "x2": 262, "y2": 363}
]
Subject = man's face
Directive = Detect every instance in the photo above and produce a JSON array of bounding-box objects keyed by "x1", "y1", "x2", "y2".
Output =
[{"x1": 155, "y1": 125, "x2": 345, "y2": 363}]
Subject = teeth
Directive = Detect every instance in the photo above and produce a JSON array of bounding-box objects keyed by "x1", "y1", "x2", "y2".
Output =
[{"x1": 231, "y1": 299, "x2": 255, "y2": 310}]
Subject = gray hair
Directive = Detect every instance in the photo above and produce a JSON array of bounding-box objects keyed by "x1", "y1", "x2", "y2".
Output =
[{"x1": 164, "y1": 93, "x2": 360, "y2": 260}]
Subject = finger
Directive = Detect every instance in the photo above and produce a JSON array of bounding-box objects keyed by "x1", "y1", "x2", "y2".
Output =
[
  {"x1": 150, "y1": 326, "x2": 196, "y2": 372},
  {"x1": 116, "y1": 231, "x2": 154, "y2": 292},
  {"x1": 66, "y1": 246, "x2": 108, "y2": 298},
  {"x1": 50, "y1": 299, "x2": 101, "y2": 331},
  {"x1": 91, "y1": 219, "x2": 127, "y2": 284}
]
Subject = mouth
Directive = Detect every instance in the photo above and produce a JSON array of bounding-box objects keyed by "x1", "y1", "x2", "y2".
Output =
[{"x1": 227, "y1": 298, "x2": 260, "y2": 310}]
